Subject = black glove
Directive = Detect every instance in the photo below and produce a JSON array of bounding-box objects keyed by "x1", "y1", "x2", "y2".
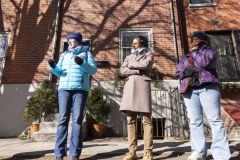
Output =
[
  {"x1": 74, "y1": 56, "x2": 83, "y2": 65},
  {"x1": 183, "y1": 67, "x2": 197, "y2": 77},
  {"x1": 48, "y1": 59, "x2": 56, "y2": 68}
]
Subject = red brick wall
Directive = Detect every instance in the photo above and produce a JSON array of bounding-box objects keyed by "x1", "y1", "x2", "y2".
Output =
[
  {"x1": 1, "y1": 0, "x2": 58, "y2": 84},
  {"x1": 2, "y1": 0, "x2": 181, "y2": 83},
  {"x1": 58, "y1": 0, "x2": 181, "y2": 81},
  {"x1": 183, "y1": 0, "x2": 240, "y2": 47}
]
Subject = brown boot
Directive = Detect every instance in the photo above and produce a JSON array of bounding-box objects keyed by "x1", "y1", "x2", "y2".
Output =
[
  {"x1": 123, "y1": 151, "x2": 137, "y2": 160},
  {"x1": 142, "y1": 152, "x2": 153, "y2": 160}
]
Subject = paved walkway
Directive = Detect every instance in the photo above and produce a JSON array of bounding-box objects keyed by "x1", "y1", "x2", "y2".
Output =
[{"x1": 0, "y1": 137, "x2": 239, "y2": 160}]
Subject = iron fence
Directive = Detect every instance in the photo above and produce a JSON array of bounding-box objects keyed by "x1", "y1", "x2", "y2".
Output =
[
  {"x1": 90, "y1": 76, "x2": 190, "y2": 139},
  {"x1": 216, "y1": 54, "x2": 240, "y2": 82},
  {"x1": 126, "y1": 86, "x2": 189, "y2": 139}
]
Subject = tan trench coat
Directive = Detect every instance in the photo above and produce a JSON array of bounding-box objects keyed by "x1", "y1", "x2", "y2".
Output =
[{"x1": 120, "y1": 51, "x2": 154, "y2": 113}]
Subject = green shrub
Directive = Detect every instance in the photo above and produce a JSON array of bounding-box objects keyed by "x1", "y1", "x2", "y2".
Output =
[
  {"x1": 86, "y1": 87, "x2": 111, "y2": 124},
  {"x1": 23, "y1": 80, "x2": 58, "y2": 123}
]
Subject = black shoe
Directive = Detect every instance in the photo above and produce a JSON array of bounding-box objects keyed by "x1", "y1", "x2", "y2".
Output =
[
  {"x1": 72, "y1": 156, "x2": 79, "y2": 160},
  {"x1": 56, "y1": 157, "x2": 63, "y2": 160}
]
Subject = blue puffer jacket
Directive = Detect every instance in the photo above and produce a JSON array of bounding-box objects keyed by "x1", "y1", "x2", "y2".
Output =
[{"x1": 50, "y1": 45, "x2": 97, "y2": 91}]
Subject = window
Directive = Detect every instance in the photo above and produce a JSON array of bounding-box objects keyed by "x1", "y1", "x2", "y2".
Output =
[
  {"x1": 119, "y1": 28, "x2": 153, "y2": 64},
  {"x1": 62, "y1": 39, "x2": 110, "y2": 67},
  {"x1": 0, "y1": 33, "x2": 9, "y2": 79},
  {"x1": 207, "y1": 31, "x2": 240, "y2": 82},
  {"x1": 62, "y1": 39, "x2": 92, "y2": 52},
  {"x1": 189, "y1": 0, "x2": 217, "y2": 7},
  {"x1": 190, "y1": 0, "x2": 213, "y2": 4}
]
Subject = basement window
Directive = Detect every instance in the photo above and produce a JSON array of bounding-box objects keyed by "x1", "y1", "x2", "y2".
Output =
[
  {"x1": 0, "y1": 33, "x2": 9, "y2": 79},
  {"x1": 206, "y1": 31, "x2": 240, "y2": 82},
  {"x1": 119, "y1": 28, "x2": 153, "y2": 65},
  {"x1": 189, "y1": 0, "x2": 217, "y2": 7}
]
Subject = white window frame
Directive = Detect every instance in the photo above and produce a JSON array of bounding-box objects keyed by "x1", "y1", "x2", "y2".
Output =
[
  {"x1": 189, "y1": 0, "x2": 217, "y2": 7},
  {"x1": 0, "y1": 32, "x2": 9, "y2": 79},
  {"x1": 119, "y1": 28, "x2": 153, "y2": 64},
  {"x1": 62, "y1": 39, "x2": 92, "y2": 52}
]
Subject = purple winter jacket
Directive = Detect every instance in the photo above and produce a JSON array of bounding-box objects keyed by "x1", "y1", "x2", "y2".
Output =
[{"x1": 176, "y1": 45, "x2": 220, "y2": 93}]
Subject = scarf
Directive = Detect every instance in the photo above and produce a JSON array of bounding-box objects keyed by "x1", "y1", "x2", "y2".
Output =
[
  {"x1": 68, "y1": 45, "x2": 81, "y2": 53},
  {"x1": 131, "y1": 47, "x2": 148, "y2": 58}
]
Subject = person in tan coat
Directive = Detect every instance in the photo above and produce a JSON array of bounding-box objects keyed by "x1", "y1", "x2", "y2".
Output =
[{"x1": 120, "y1": 36, "x2": 154, "y2": 160}]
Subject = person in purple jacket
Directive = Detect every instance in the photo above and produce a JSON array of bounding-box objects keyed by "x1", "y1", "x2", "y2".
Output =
[{"x1": 176, "y1": 32, "x2": 231, "y2": 160}]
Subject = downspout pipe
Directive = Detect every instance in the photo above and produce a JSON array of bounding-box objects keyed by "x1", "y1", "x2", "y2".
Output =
[
  {"x1": 176, "y1": 0, "x2": 189, "y2": 55},
  {"x1": 170, "y1": 0, "x2": 179, "y2": 65},
  {"x1": 49, "y1": 0, "x2": 61, "y2": 81}
]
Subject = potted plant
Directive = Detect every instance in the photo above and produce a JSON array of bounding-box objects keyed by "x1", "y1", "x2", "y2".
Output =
[
  {"x1": 86, "y1": 87, "x2": 111, "y2": 138},
  {"x1": 23, "y1": 80, "x2": 58, "y2": 138}
]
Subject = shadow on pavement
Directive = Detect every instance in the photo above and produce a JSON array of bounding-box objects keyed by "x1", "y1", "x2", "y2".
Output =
[
  {"x1": 151, "y1": 141, "x2": 190, "y2": 160},
  {"x1": 1, "y1": 140, "x2": 239, "y2": 160},
  {"x1": 1, "y1": 149, "x2": 54, "y2": 160}
]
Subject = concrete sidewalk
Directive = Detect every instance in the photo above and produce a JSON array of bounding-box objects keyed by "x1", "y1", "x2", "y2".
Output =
[{"x1": 0, "y1": 137, "x2": 239, "y2": 160}]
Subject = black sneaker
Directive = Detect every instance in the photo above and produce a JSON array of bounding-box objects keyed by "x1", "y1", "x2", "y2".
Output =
[
  {"x1": 72, "y1": 156, "x2": 79, "y2": 160},
  {"x1": 56, "y1": 157, "x2": 63, "y2": 160}
]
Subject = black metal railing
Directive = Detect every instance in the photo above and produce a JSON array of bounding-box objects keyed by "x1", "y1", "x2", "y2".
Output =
[
  {"x1": 216, "y1": 54, "x2": 240, "y2": 82},
  {"x1": 135, "y1": 86, "x2": 190, "y2": 139}
]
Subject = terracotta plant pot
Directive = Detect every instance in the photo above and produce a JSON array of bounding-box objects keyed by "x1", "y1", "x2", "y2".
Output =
[
  {"x1": 29, "y1": 123, "x2": 39, "y2": 139},
  {"x1": 91, "y1": 124, "x2": 104, "y2": 138}
]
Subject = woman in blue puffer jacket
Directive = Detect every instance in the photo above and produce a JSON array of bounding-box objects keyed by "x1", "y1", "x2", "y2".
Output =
[
  {"x1": 48, "y1": 32, "x2": 97, "y2": 160},
  {"x1": 176, "y1": 32, "x2": 231, "y2": 160}
]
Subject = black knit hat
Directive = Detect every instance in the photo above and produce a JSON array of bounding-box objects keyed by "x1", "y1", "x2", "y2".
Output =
[{"x1": 191, "y1": 32, "x2": 208, "y2": 41}]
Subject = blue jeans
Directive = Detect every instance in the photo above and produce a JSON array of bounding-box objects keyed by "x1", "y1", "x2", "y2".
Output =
[
  {"x1": 54, "y1": 90, "x2": 88, "y2": 158},
  {"x1": 183, "y1": 84, "x2": 231, "y2": 160}
]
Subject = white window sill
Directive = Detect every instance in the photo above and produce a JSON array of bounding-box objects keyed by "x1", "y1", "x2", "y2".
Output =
[{"x1": 189, "y1": 3, "x2": 217, "y2": 8}]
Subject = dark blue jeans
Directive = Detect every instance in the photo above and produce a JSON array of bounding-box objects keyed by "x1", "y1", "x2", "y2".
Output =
[{"x1": 54, "y1": 90, "x2": 88, "y2": 158}]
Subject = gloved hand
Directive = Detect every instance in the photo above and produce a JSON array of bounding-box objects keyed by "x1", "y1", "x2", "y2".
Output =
[
  {"x1": 183, "y1": 67, "x2": 197, "y2": 77},
  {"x1": 48, "y1": 59, "x2": 56, "y2": 68},
  {"x1": 74, "y1": 56, "x2": 83, "y2": 65}
]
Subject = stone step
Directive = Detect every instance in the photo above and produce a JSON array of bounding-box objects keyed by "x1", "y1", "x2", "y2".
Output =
[
  {"x1": 221, "y1": 107, "x2": 240, "y2": 138},
  {"x1": 226, "y1": 126, "x2": 240, "y2": 138},
  {"x1": 31, "y1": 131, "x2": 56, "y2": 142},
  {"x1": 43, "y1": 113, "x2": 59, "y2": 122},
  {"x1": 39, "y1": 121, "x2": 73, "y2": 131},
  {"x1": 32, "y1": 117, "x2": 87, "y2": 142},
  {"x1": 39, "y1": 122, "x2": 58, "y2": 132}
]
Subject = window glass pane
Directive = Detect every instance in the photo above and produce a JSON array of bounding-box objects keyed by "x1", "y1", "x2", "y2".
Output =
[
  {"x1": 0, "y1": 58, "x2": 3, "y2": 77},
  {"x1": 190, "y1": 0, "x2": 213, "y2": 4},
  {"x1": 62, "y1": 39, "x2": 92, "y2": 52},
  {"x1": 207, "y1": 32, "x2": 240, "y2": 81},
  {"x1": 0, "y1": 35, "x2": 7, "y2": 58},
  {"x1": 0, "y1": 34, "x2": 8, "y2": 79},
  {"x1": 122, "y1": 32, "x2": 149, "y2": 56},
  {"x1": 119, "y1": 29, "x2": 152, "y2": 64},
  {"x1": 233, "y1": 31, "x2": 240, "y2": 57}
]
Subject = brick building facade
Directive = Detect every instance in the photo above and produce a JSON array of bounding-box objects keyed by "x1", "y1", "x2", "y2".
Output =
[
  {"x1": 0, "y1": 0, "x2": 181, "y2": 137},
  {"x1": 0, "y1": 0, "x2": 239, "y2": 137}
]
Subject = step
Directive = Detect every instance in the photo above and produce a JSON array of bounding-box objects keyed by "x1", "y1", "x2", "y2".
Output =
[
  {"x1": 32, "y1": 120, "x2": 87, "y2": 142},
  {"x1": 31, "y1": 131, "x2": 56, "y2": 142},
  {"x1": 40, "y1": 122, "x2": 58, "y2": 132},
  {"x1": 221, "y1": 107, "x2": 240, "y2": 138}
]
